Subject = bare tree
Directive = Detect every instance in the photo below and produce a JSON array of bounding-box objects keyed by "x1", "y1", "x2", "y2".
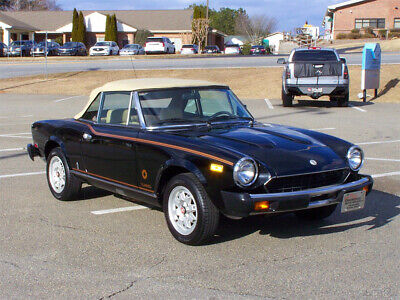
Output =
[
  {"x1": 192, "y1": 18, "x2": 209, "y2": 51},
  {"x1": 8, "y1": 0, "x2": 61, "y2": 11},
  {"x1": 235, "y1": 14, "x2": 277, "y2": 44}
]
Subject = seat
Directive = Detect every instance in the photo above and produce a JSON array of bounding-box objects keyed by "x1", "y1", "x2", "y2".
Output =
[{"x1": 106, "y1": 108, "x2": 128, "y2": 124}]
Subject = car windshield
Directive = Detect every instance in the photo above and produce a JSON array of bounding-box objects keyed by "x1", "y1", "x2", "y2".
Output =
[
  {"x1": 206, "y1": 46, "x2": 217, "y2": 49},
  {"x1": 182, "y1": 45, "x2": 195, "y2": 48},
  {"x1": 10, "y1": 41, "x2": 26, "y2": 46},
  {"x1": 63, "y1": 42, "x2": 77, "y2": 47},
  {"x1": 252, "y1": 46, "x2": 263, "y2": 49},
  {"x1": 147, "y1": 38, "x2": 163, "y2": 43},
  {"x1": 95, "y1": 42, "x2": 111, "y2": 46},
  {"x1": 226, "y1": 45, "x2": 239, "y2": 48},
  {"x1": 292, "y1": 50, "x2": 338, "y2": 62},
  {"x1": 139, "y1": 88, "x2": 252, "y2": 127},
  {"x1": 124, "y1": 44, "x2": 139, "y2": 49}
]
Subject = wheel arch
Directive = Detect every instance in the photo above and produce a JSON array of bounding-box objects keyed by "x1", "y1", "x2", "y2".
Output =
[
  {"x1": 44, "y1": 136, "x2": 71, "y2": 167},
  {"x1": 155, "y1": 159, "x2": 207, "y2": 204}
]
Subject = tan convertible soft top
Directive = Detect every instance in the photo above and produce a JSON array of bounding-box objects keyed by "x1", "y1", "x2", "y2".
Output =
[{"x1": 74, "y1": 78, "x2": 227, "y2": 119}]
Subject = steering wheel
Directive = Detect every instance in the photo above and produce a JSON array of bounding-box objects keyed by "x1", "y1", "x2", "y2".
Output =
[{"x1": 209, "y1": 111, "x2": 234, "y2": 119}]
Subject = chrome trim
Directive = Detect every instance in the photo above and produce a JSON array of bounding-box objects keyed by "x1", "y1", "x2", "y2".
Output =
[
  {"x1": 96, "y1": 92, "x2": 104, "y2": 124},
  {"x1": 266, "y1": 167, "x2": 349, "y2": 180},
  {"x1": 133, "y1": 91, "x2": 146, "y2": 129},
  {"x1": 250, "y1": 177, "x2": 370, "y2": 200},
  {"x1": 126, "y1": 92, "x2": 134, "y2": 126},
  {"x1": 146, "y1": 120, "x2": 250, "y2": 131}
]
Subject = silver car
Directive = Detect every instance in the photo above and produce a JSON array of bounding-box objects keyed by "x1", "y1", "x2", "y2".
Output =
[
  {"x1": 278, "y1": 48, "x2": 349, "y2": 107},
  {"x1": 119, "y1": 44, "x2": 145, "y2": 56}
]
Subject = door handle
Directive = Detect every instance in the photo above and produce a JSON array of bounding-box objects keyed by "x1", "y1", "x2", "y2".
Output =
[{"x1": 83, "y1": 133, "x2": 92, "y2": 141}]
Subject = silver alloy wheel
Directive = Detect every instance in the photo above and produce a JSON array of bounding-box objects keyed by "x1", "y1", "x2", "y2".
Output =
[
  {"x1": 168, "y1": 186, "x2": 198, "y2": 235},
  {"x1": 49, "y1": 156, "x2": 66, "y2": 194}
]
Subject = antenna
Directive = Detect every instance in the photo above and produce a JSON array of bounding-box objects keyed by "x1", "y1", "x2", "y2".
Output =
[{"x1": 129, "y1": 54, "x2": 137, "y2": 79}]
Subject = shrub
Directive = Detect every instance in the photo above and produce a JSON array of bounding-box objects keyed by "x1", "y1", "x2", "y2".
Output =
[
  {"x1": 348, "y1": 32, "x2": 362, "y2": 39},
  {"x1": 378, "y1": 29, "x2": 387, "y2": 38},
  {"x1": 389, "y1": 32, "x2": 400, "y2": 38},
  {"x1": 363, "y1": 33, "x2": 376, "y2": 38},
  {"x1": 336, "y1": 33, "x2": 347, "y2": 39},
  {"x1": 363, "y1": 27, "x2": 375, "y2": 36},
  {"x1": 351, "y1": 28, "x2": 360, "y2": 34},
  {"x1": 55, "y1": 36, "x2": 63, "y2": 46},
  {"x1": 241, "y1": 43, "x2": 251, "y2": 55},
  {"x1": 135, "y1": 29, "x2": 153, "y2": 46}
]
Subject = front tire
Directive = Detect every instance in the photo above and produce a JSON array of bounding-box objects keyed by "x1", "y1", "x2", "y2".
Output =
[
  {"x1": 163, "y1": 173, "x2": 219, "y2": 245},
  {"x1": 46, "y1": 147, "x2": 81, "y2": 201},
  {"x1": 294, "y1": 204, "x2": 337, "y2": 220},
  {"x1": 282, "y1": 87, "x2": 293, "y2": 107}
]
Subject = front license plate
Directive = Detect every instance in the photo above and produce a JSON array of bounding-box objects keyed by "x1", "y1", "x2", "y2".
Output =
[
  {"x1": 311, "y1": 88, "x2": 323, "y2": 93},
  {"x1": 341, "y1": 190, "x2": 366, "y2": 213}
]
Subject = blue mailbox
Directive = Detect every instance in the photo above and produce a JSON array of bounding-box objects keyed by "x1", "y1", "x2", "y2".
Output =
[{"x1": 361, "y1": 43, "x2": 381, "y2": 101}]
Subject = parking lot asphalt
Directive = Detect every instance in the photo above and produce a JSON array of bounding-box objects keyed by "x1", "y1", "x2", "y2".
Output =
[{"x1": 0, "y1": 94, "x2": 399, "y2": 299}]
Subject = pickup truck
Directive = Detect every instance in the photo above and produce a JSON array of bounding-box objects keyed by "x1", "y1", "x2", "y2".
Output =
[{"x1": 278, "y1": 48, "x2": 349, "y2": 107}]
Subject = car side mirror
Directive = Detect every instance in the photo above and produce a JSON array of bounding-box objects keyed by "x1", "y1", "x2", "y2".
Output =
[
  {"x1": 340, "y1": 57, "x2": 347, "y2": 64},
  {"x1": 277, "y1": 58, "x2": 286, "y2": 64}
]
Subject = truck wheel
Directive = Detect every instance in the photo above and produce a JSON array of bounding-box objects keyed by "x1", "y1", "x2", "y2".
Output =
[
  {"x1": 46, "y1": 147, "x2": 81, "y2": 201},
  {"x1": 294, "y1": 204, "x2": 337, "y2": 220},
  {"x1": 282, "y1": 88, "x2": 293, "y2": 107},
  {"x1": 338, "y1": 93, "x2": 349, "y2": 107},
  {"x1": 163, "y1": 173, "x2": 219, "y2": 245}
]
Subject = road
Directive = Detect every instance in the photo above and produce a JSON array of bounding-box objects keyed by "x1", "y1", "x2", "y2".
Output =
[
  {"x1": 1, "y1": 52, "x2": 400, "y2": 79},
  {"x1": 0, "y1": 94, "x2": 399, "y2": 298}
]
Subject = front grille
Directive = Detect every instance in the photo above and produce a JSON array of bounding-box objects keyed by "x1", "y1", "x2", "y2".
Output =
[{"x1": 265, "y1": 169, "x2": 349, "y2": 193}]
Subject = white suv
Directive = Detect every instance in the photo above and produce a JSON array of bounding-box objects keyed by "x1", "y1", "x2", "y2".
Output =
[
  {"x1": 89, "y1": 41, "x2": 119, "y2": 56},
  {"x1": 145, "y1": 37, "x2": 175, "y2": 54}
]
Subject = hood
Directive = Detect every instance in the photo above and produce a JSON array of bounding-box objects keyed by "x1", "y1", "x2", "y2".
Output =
[{"x1": 194, "y1": 123, "x2": 348, "y2": 176}]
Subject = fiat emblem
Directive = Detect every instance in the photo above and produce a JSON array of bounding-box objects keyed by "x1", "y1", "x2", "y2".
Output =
[{"x1": 310, "y1": 160, "x2": 317, "y2": 166}]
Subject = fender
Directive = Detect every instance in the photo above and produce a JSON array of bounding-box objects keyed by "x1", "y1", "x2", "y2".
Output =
[
  {"x1": 154, "y1": 158, "x2": 207, "y2": 195},
  {"x1": 45, "y1": 135, "x2": 72, "y2": 168}
]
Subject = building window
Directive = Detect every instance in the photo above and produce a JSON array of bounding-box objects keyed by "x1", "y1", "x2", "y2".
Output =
[
  {"x1": 355, "y1": 18, "x2": 385, "y2": 29},
  {"x1": 395, "y1": 18, "x2": 400, "y2": 29}
]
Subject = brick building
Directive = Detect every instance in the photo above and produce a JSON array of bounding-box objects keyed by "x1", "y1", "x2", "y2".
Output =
[
  {"x1": 0, "y1": 9, "x2": 226, "y2": 51},
  {"x1": 324, "y1": 0, "x2": 400, "y2": 39}
]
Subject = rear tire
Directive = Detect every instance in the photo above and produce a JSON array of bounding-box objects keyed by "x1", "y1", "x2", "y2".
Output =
[
  {"x1": 46, "y1": 147, "x2": 81, "y2": 201},
  {"x1": 338, "y1": 93, "x2": 349, "y2": 107},
  {"x1": 294, "y1": 204, "x2": 337, "y2": 220},
  {"x1": 282, "y1": 87, "x2": 293, "y2": 107},
  {"x1": 163, "y1": 173, "x2": 219, "y2": 245}
]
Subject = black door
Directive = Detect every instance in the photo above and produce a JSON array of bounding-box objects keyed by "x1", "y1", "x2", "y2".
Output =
[{"x1": 81, "y1": 91, "x2": 140, "y2": 187}]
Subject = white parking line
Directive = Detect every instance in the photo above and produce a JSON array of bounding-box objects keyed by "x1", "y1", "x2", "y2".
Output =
[
  {"x1": 0, "y1": 132, "x2": 31, "y2": 139},
  {"x1": 349, "y1": 104, "x2": 367, "y2": 113},
  {"x1": 358, "y1": 139, "x2": 400, "y2": 145},
  {"x1": 264, "y1": 98, "x2": 274, "y2": 110},
  {"x1": 372, "y1": 171, "x2": 400, "y2": 179},
  {"x1": 0, "y1": 147, "x2": 24, "y2": 152},
  {"x1": 310, "y1": 127, "x2": 336, "y2": 131},
  {"x1": 0, "y1": 171, "x2": 45, "y2": 179},
  {"x1": 91, "y1": 205, "x2": 148, "y2": 215},
  {"x1": 54, "y1": 95, "x2": 83, "y2": 103},
  {"x1": 366, "y1": 158, "x2": 400, "y2": 162}
]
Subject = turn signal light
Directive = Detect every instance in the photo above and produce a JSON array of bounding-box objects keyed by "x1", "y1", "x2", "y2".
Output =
[
  {"x1": 254, "y1": 201, "x2": 270, "y2": 211},
  {"x1": 363, "y1": 186, "x2": 369, "y2": 193},
  {"x1": 210, "y1": 163, "x2": 224, "y2": 173}
]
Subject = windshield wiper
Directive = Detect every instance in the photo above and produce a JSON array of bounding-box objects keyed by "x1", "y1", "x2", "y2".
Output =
[
  {"x1": 154, "y1": 118, "x2": 200, "y2": 126},
  {"x1": 207, "y1": 115, "x2": 253, "y2": 124}
]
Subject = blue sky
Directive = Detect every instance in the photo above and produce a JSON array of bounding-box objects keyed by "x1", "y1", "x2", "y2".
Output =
[{"x1": 57, "y1": 0, "x2": 345, "y2": 32}]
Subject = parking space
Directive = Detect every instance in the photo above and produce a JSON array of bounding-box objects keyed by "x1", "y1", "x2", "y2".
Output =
[{"x1": 0, "y1": 94, "x2": 399, "y2": 298}]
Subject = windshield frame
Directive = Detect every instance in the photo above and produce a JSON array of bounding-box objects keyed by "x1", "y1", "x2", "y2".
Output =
[{"x1": 135, "y1": 86, "x2": 254, "y2": 130}]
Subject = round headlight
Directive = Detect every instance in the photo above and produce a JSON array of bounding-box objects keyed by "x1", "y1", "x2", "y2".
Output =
[
  {"x1": 347, "y1": 146, "x2": 364, "y2": 171},
  {"x1": 233, "y1": 157, "x2": 258, "y2": 187}
]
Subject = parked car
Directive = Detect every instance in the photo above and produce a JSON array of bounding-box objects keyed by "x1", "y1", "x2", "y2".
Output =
[
  {"x1": 27, "y1": 78, "x2": 373, "y2": 245},
  {"x1": 31, "y1": 41, "x2": 60, "y2": 56},
  {"x1": 8, "y1": 40, "x2": 35, "y2": 56},
  {"x1": 278, "y1": 47, "x2": 349, "y2": 107},
  {"x1": 224, "y1": 44, "x2": 241, "y2": 55},
  {"x1": 202, "y1": 45, "x2": 221, "y2": 54},
  {"x1": 0, "y1": 42, "x2": 8, "y2": 57},
  {"x1": 119, "y1": 44, "x2": 145, "y2": 56},
  {"x1": 89, "y1": 41, "x2": 119, "y2": 56},
  {"x1": 250, "y1": 45, "x2": 266, "y2": 55},
  {"x1": 145, "y1": 37, "x2": 175, "y2": 54},
  {"x1": 57, "y1": 42, "x2": 87, "y2": 56},
  {"x1": 180, "y1": 44, "x2": 199, "y2": 55}
]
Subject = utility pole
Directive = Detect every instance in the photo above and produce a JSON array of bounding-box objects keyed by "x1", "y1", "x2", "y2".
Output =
[{"x1": 205, "y1": 0, "x2": 209, "y2": 47}]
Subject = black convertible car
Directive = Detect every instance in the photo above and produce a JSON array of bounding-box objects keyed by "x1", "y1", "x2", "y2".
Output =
[{"x1": 28, "y1": 78, "x2": 373, "y2": 245}]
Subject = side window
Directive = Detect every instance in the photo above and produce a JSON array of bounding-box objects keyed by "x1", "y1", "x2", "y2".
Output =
[
  {"x1": 199, "y1": 90, "x2": 233, "y2": 116},
  {"x1": 81, "y1": 93, "x2": 101, "y2": 122},
  {"x1": 99, "y1": 92, "x2": 131, "y2": 125},
  {"x1": 184, "y1": 99, "x2": 198, "y2": 115}
]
